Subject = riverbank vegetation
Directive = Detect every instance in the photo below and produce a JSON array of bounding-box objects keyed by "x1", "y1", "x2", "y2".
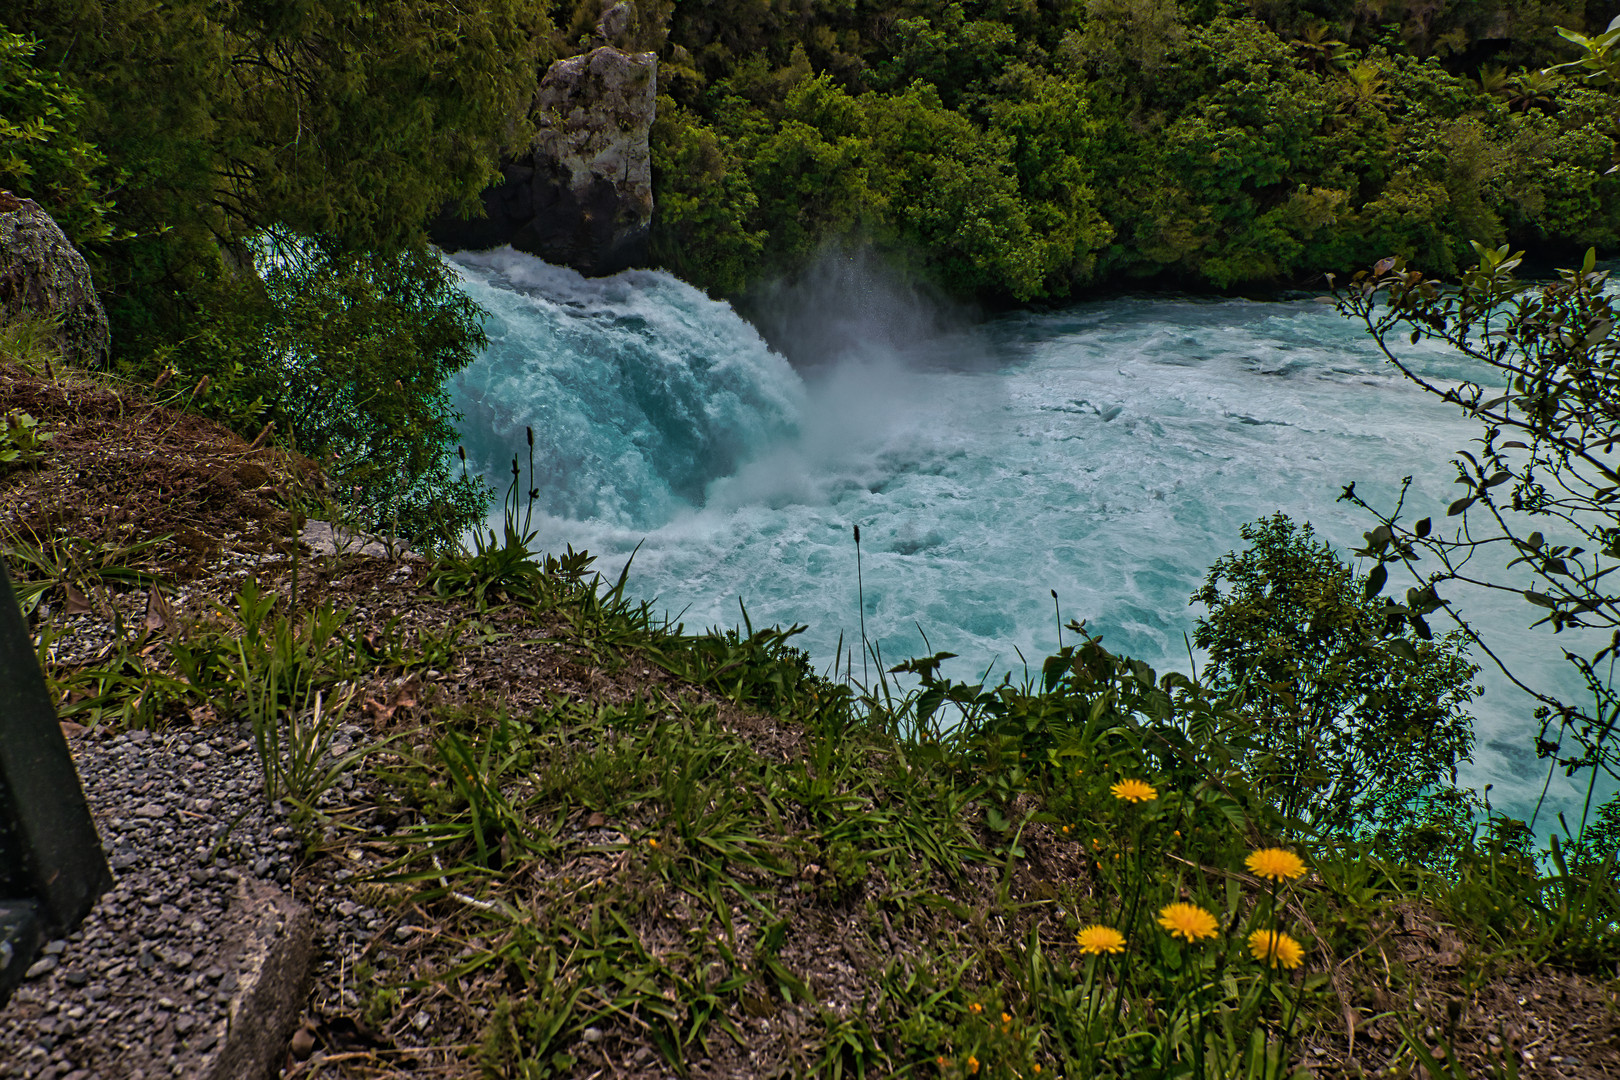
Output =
[{"x1": 647, "y1": 0, "x2": 1620, "y2": 301}]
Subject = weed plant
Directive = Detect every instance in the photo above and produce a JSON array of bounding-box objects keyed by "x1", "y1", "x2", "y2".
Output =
[{"x1": 0, "y1": 409, "x2": 50, "y2": 468}]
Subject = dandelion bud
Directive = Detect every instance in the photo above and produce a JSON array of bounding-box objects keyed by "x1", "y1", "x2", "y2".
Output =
[
  {"x1": 511, "y1": 457, "x2": 519, "y2": 478},
  {"x1": 458, "y1": 445, "x2": 466, "y2": 462},
  {"x1": 526, "y1": 425, "x2": 534, "y2": 447},
  {"x1": 853, "y1": 524, "x2": 861, "y2": 544}
]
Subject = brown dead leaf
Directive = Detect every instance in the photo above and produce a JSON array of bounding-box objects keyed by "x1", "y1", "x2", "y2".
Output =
[
  {"x1": 63, "y1": 583, "x2": 91, "y2": 614},
  {"x1": 144, "y1": 583, "x2": 174, "y2": 634},
  {"x1": 363, "y1": 680, "x2": 420, "y2": 723}
]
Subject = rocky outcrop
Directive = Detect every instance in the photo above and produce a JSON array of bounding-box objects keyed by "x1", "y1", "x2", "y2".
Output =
[
  {"x1": 0, "y1": 191, "x2": 110, "y2": 367},
  {"x1": 432, "y1": 47, "x2": 656, "y2": 276}
]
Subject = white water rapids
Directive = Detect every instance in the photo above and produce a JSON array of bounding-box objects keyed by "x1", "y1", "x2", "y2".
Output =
[{"x1": 446, "y1": 248, "x2": 1609, "y2": 827}]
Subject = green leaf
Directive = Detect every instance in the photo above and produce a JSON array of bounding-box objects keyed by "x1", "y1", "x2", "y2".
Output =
[
  {"x1": 1414, "y1": 517, "x2": 1431, "y2": 537},
  {"x1": 1386, "y1": 639, "x2": 1419, "y2": 663},
  {"x1": 1447, "y1": 496, "x2": 1475, "y2": 516},
  {"x1": 1524, "y1": 590, "x2": 1558, "y2": 609},
  {"x1": 1365, "y1": 562, "x2": 1388, "y2": 599}
]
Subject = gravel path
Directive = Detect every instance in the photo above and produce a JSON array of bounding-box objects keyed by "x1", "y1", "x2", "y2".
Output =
[{"x1": 1, "y1": 724, "x2": 301, "y2": 1079}]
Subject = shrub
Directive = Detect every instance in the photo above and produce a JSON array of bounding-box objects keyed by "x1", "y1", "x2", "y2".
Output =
[{"x1": 1191, "y1": 513, "x2": 1480, "y2": 840}]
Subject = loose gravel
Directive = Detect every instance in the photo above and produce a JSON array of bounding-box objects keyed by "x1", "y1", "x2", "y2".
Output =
[{"x1": 0, "y1": 724, "x2": 302, "y2": 1079}]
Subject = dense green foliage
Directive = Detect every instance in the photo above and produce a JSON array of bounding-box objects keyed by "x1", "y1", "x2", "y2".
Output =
[
  {"x1": 0, "y1": 32, "x2": 114, "y2": 246},
  {"x1": 1191, "y1": 513, "x2": 1479, "y2": 839},
  {"x1": 648, "y1": 0, "x2": 1620, "y2": 300},
  {"x1": 0, "y1": 2, "x2": 553, "y2": 541}
]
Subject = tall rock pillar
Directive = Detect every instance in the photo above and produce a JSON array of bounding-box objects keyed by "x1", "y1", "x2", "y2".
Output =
[{"x1": 433, "y1": 47, "x2": 656, "y2": 277}]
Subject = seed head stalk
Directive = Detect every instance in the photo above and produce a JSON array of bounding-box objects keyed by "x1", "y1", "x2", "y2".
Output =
[{"x1": 854, "y1": 524, "x2": 868, "y2": 687}]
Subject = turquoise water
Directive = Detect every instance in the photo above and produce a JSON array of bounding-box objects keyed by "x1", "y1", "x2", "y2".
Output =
[{"x1": 447, "y1": 249, "x2": 1602, "y2": 824}]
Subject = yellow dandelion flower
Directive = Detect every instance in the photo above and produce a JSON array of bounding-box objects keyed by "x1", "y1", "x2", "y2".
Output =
[
  {"x1": 1248, "y1": 929, "x2": 1305, "y2": 968},
  {"x1": 1245, "y1": 848, "x2": 1306, "y2": 882},
  {"x1": 1075, "y1": 925, "x2": 1126, "y2": 955},
  {"x1": 1157, "y1": 903, "x2": 1219, "y2": 942},
  {"x1": 1110, "y1": 778, "x2": 1158, "y2": 803}
]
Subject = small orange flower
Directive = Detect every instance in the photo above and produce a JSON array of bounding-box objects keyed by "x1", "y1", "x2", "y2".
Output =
[
  {"x1": 936, "y1": 1056, "x2": 949, "y2": 1068},
  {"x1": 967, "y1": 1056, "x2": 980, "y2": 1074},
  {"x1": 968, "y1": 1001, "x2": 983, "y2": 1014},
  {"x1": 1246, "y1": 848, "x2": 1307, "y2": 882},
  {"x1": 1110, "y1": 778, "x2": 1158, "y2": 803},
  {"x1": 1034, "y1": 1066, "x2": 1043, "y2": 1074},
  {"x1": 1001, "y1": 1012, "x2": 1012, "y2": 1024},
  {"x1": 647, "y1": 838, "x2": 659, "y2": 849},
  {"x1": 1157, "y1": 903, "x2": 1219, "y2": 942}
]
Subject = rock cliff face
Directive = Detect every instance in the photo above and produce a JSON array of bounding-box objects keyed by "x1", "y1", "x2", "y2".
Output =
[
  {"x1": 432, "y1": 47, "x2": 656, "y2": 277},
  {"x1": 0, "y1": 192, "x2": 110, "y2": 367}
]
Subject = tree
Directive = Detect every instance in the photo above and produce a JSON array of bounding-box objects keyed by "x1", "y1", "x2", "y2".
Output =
[
  {"x1": 0, "y1": 30, "x2": 115, "y2": 247},
  {"x1": 1334, "y1": 243, "x2": 1620, "y2": 837},
  {"x1": 3, "y1": 1, "x2": 552, "y2": 541},
  {"x1": 1192, "y1": 513, "x2": 1480, "y2": 839}
]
